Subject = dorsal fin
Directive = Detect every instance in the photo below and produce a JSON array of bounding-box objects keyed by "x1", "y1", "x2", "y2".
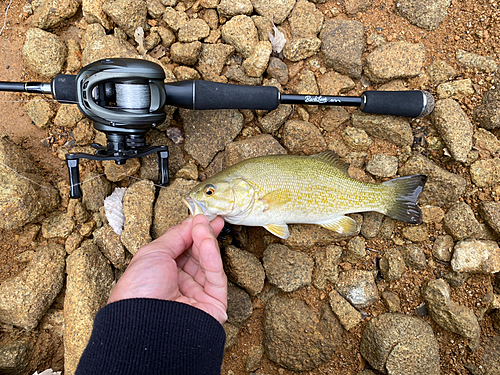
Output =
[{"x1": 310, "y1": 151, "x2": 349, "y2": 175}]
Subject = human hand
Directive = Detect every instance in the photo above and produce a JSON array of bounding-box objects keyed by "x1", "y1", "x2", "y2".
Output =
[{"x1": 108, "y1": 215, "x2": 227, "y2": 324}]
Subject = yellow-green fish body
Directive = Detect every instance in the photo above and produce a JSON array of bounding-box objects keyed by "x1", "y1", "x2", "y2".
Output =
[{"x1": 183, "y1": 151, "x2": 426, "y2": 239}]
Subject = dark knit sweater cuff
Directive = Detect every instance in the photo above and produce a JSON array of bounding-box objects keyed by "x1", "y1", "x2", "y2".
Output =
[{"x1": 76, "y1": 298, "x2": 226, "y2": 375}]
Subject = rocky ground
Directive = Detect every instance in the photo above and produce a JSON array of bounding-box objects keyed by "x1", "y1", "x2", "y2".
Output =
[{"x1": 1, "y1": 0, "x2": 500, "y2": 374}]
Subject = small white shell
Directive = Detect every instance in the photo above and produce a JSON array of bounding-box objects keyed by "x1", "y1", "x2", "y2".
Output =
[{"x1": 104, "y1": 187, "x2": 127, "y2": 236}]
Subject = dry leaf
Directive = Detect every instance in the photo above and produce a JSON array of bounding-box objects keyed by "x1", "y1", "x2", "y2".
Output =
[
  {"x1": 268, "y1": 23, "x2": 286, "y2": 54},
  {"x1": 134, "y1": 27, "x2": 147, "y2": 56}
]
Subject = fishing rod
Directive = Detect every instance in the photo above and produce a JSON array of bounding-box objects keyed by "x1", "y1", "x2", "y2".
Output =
[{"x1": 0, "y1": 58, "x2": 435, "y2": 199}]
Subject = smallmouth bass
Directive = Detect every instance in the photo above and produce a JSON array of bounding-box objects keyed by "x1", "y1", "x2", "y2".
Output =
[{"x1": 183, "y1": 151, "x2": 427, "y2": 239}]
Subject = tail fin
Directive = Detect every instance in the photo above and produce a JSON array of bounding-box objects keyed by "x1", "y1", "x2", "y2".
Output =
[{"x1": 382, "y1": 175, "x2": 427, "y2": 224}]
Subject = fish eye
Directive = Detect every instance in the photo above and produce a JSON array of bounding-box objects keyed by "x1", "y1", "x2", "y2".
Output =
[{"x1": 204, "y1": 184, "x2": 215, "y2": 196}]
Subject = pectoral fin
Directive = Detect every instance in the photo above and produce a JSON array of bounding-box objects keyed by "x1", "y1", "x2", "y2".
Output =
[
  {"x1": 319, "y1": 216, "x2": 358, "y2": 235},
  {"x1": 260, "y1": 190, "x2": 291, "y2": 212},
  {"x1": 264, "y1": 223, "x2": 290, "y2": 239}
]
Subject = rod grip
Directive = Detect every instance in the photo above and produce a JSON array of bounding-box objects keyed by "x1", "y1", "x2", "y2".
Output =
[
  {"x1": 361, "y1": 90, "x2": 434, "y2": 118},
  {"x1": 165, "y1": 80, "x2": 280, "y2": 110}
]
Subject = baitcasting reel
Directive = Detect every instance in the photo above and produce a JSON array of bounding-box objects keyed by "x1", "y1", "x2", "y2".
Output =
[{"x1": 0, "y1": 58, "x2": 435, "y2": 199}]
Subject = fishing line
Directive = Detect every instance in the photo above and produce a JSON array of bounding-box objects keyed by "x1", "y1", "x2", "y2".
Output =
[{"x1": 0, "y1": 0, "x2": 13, "y2": 36}]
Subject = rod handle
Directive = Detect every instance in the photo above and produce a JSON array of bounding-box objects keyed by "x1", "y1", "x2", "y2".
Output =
[{"x1": 361, "y1": 90, "x2": 435, "y2": 118}]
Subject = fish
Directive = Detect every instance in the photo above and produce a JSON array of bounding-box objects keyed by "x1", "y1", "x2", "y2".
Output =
[{"x1": 182, "y1": 151, "x2": 427, "y2": 239}]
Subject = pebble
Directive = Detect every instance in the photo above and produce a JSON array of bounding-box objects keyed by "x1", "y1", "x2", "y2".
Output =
[
  {"x1": 479, "y1": 201, "x2": 500, "y2": 235},
  {"x1": 380, "y1": 247, "x2": 407, "y2": 281},
  {"x1": 224, "y1": 245, "x2": 265, "y2": 296},
  {"x1": 93, "y1": 224, "x2": 129, "y2": 270},
  {"x1": 267, "y1": 57, "x2": 289, "y2": 85},
  {"x1": 263, "y1": 295, "x2": 342, "y2": 371},
  {"x1": 400, "y1": 243, "x2": 427, "y2": 270},
  {"x1": 102, "y1": 0, "x2": 148, "y2": 37},
  {"x1": 443, "y1": 201, "x2": 482, "y2": 240},
  {"x1": 329, "y1": 289, "x2": 362, "y2": 331},
  {"x1": 182, "y1": 108, "x2": 243, "y2": 167},
  {"x1": 0, "y1": 244, "x2": 65, "y2": 331},
  {"x1": 146, "y1": 0, "x2": 165, "y2": 19},
  {"x1": 320, "y1": 107, "x2": 350, "y2": 131},
  {"x1": 221, "y1": 15, "x2": 259, "y2": 58},
  {"x1": 82, "y1": 0, "x2": 113, "y2": 29},
  {"x1": 295, "y1": 70, "x2": 319, "y2": 113},
  {"x1": 173, "y1": 66, "x2": 201, "y2": 81},
  {"x1": 178, "y1": 19, "x2": 210, "y2": 42},
  {"x1": 170, "y1": 41, "x2": 203, "y2": 65},
  {"x1": 217, "y1": 0, "x2": 253, "y2": 17},
  {"x1": 456, "y1": 49, "x2": 498, "y2": 72},
  {"x1": 81, "y1": 172, "x2": 112, "y2": 212},
  {"x1": 227, "y1": 285, "x2": 253, "y2": 327},
  {"x1": 224, "y1": 65, "x2": 263, "y2": 85},
  {"x1": 474, "y1": 86, "x2": 500, "y2": 130},
  {"x1": 432, "y1": 235, "x2": 454, "y2": 262},
  {"x1": 427, "y1": 59, "x2": 457, "y2": 86},
  {"x1": 422, "y1": 278, "x2": 480, "y2": 341},
  {"x1": 121, "y1": 180, "x2": 156, "y2": 254},
  {"x1": 152, "y1": 178, "x2": 197, "y2": 238},
  {"x1": 225, "y1": 134, "x2": 287, "y2": 166},
  {"x1": 22, "y1": 28, "x2": 67, "y2": 78},
  {"x1": 335, "y1": 269, "x2": 379, "y2": 309},
  {"x1": 379, "y1": 216, "x2": 396, "y2": 239},
  {"x1": 31, "y1": 0, "x2": 81, "y2": 29},
  {"x1": 401, "y1": 224, "x2": 428, "y2": 242},
  {"x1": 282, "y1": 119, "x2": 327, "y2": 154},
  {"x1": 103, "y1": 158, "x2": 141, "y2": 182},
  {"x1": 252, "y1": 0, "x2": 296, "y2": 24},
  {"x1": 366, "y1": 153, "x2": 399, "y2": 177},
  {"x1": 399, "y1": 152, "x2": 467, "y2": 206},
  {"x1": 312, "y1": 245, "x2": 343, "y2": 290},
  {"x1": 351, "y1": 112, "x2": 413, "y2": 147},
  {"x1": 436, "y1": 79, "x2": 474, "y2": 100},
  {"x1": 431, "y1": 99, "x2": 473, "y2": 163},
  {"x1": 258, "y1": 105, "x2": 293, "y2": 133},
  {"x1": 263, "y1": 243, "x2": 314, "y2": 292},
  {"x1": 41, "y1": 211, "x2": 75, "y2": 239},
  {"x1": 381, "y1": 290, "x2": 401, "y2": 312},
  {"x1": 317, "y1": 71, "x2": 356, "y2": 95},
  {"x1": 81, "y1": 35, "x2": 136, "y2": 67},
  {"x1": 283, "y1": 37, "x2": 322, "y2": 62},
  {"x1": 64, "y1": 241, "x2": 114, "y2": 375},
  {"x1": 0, "y1": 340, "x2": 31, "y2": 375},
  {"x1": 289, "y1": 0, "x2": 324, "y2": 38},
  {"x1": 360, "y1": 212, "x2": 383, "y2": 239},
  {"x1": 54, "y1": 104, "x2": 85, "y2": 129},
  {"x1": 421, "y1": 205, "x2": 445, "y2": 224},
  {"x1": 360, "y1": 313, "x2": 440, "y2": 375},
  {"x1": 343, "y1": 127, "x2": 373, "y2": 151},
  {"x1": 365, "y1": 41, "x2": 425, "y2": 83},
  {"x1": 319, "y1": 19, "x2": 365, "y2": 78},
  {"x1": 243, "y1": 41, "x2": 272, "y2": 77},
  {"x1": 245, "y1": 345, "x2": 264, "y2": 373},
  {"x1": 344, "y1": 236, "x2": 366, "y2": 263},
  {"x1": 25, "y1": 99, "x2": 54, "y2": 128},
  {"x1": 196, "y1": 43, "x2": 235, "y2": 80},
  {"x1": 396, "y1": 0, "x2": 451, "y2": 31},
  {"x1": 343, "y1": 0, "x2": 372, "y2": 16},
  {"x1": 451, "y1": 239, "x2": 500, "y2": 273},
  {"x1": 470, "y1": 158, "x2": 500, "y2": 188},
  {"x1": 473, "y1": 128, "x2": 500, "y2": 155}
]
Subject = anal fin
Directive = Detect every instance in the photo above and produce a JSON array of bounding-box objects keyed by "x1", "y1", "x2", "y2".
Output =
[
  {"x1": 319, "y1": 216, "x2": 358, "y2": 235},
  {"x1": 264, "y1": 223, "x2": 290, "y2": 239}
]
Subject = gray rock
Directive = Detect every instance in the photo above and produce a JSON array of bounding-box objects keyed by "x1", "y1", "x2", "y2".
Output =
[
  {"x1": 366, "y1": 154, "x2": 399, "y2": 178},
  {"x1": 243, "y1": 41, "x2": 272, "y2": 77},
  {"x1": 224, "y1": 65, "x2": 263, "y2": 85},
  {"x1": 399, "y1": 152, "x2": 467, "y2": 206},
  {"x1": 182, "y1": 109, "x2": 243, "y2": 167},
  {"x1": 258, "y1": 105, "x2": 293, "y2": 133},
  {"x1": 320, "y1": 19, "x2": 365, "y2": 78},
  {"x1": 436, "y1": 79, "x2": 475, "y2": 100},
  {"x1": 401, "y1": 224, "x2": 428, "y2": 243},
  {"x1": 283, "y1": 37, "x2": 322, "y2": 62},
  {"x1": 282, "y1": 119, "x2": 327, "y2": 154},
  {"x1": 263, "y1": 295, "x2": 342, "y2": 371},
  {"x1": 267, "y1": 57, "x2": 289, "y2": 85},
  {"x1": 224, "y1": 245, "x2": 265, "y2": 296},
  {"x1": 351, "y1": 112, "x2": 413, "y2": 147},
  {"x1": 0, "y1": 135, "x2": 59, "y2": 230},
  {"x1": 178, "y1": 19, "x2": 210, "y2": 42},
  {"x1": 170, "y1": 41, "x2": 203, "y2": 65},
  {"x1": 343, "y1": 127, "x2": 373, "y2": 151},
  {"x1": 365, "y1": 42, "x2": 425, "y2": 83},
  {"x1": 360, "y1": 212, "x2": 383, "y2": 239},
  {"x1": 196, "y1": 43, "x2": 235, "y2": 80},
  {"x1": 223, "y1": 322, "x2": 239, "y2": 350},
  {"x1": 81, "y1": 172, "x2": 112, "y2": 211},
  {"x1": 102, "y1": 0, "x2": 148, "y2": 37},
  {"x1": 64, "y1": 241, "x2": 114, "y2": 375},
  {"x1": 482, "y1": 335, "x2": 500, "y2": 375},
  {"x1": 217, "y1": 0, "x2": 253, "y2": 17},
  {"x1": 379, "y1": 216, "x2": 396, "y2": 239},
  {"x1": 0, "y1": 339, "x2": 31, "y2": 375},
  {"x1": 41, "y1": 211, "x2": 75, "y2": 239},
  {"x1": 25, "y1": 99, "x2": 55, "y2": 128},
  {"x1": 456, "y1": 49, "x2": 498, "y2": 72},
  {"x1": 380, "y1": 247, "x2": 407, "y2": 281},
  {"x1": 343, "y1": 0, "x2": 372, "y2": 15},
  {"x1": 289, "y1": 0, "x2": 324, "y2": 38},
  {"x1": 396, "y1": 0, "x2": 451, "y2": 31},
  {"x1": 336, "y1": 269, "x2": 379, "y2": 309},
  {"x1": 451, "y1": 239, "x2": 500, "y2": 273},
  {"x1": 443, "y1": 201, "x2": 481, "y2": 240},
  {"x1": 317, "y1": 70, "x2": 356, "y2": 95},
  {"x1": 121, "y1": 180, "x2": 156, "y2": 254},
  {"x1": 94, "y1": 224, "x2": 128, "y2": 270},
  {"x1": 22, "y1": 28, "x2": 67, "y2": 78},
  {"x1": 431, "y1": 99, "x2": 474, "y2": 163},
  {"x1": 360, "y1": 313, "x2": 440, "y2": 375},
  {"x1": 0, "y1": 243, "x2": 65, "y2": 331},
  {"x1": 320, "y1": 107, "x2": 350, "y2": 131},
  {"x1": 263, "y1": 243, "x2": 314, "y2": 292},
  {"x1": 152, "y1": 179, "x2": 197, "y2": 238},
  {"x1": 251, "y1": 0, "x2": 296, "y2": 24},
  {"x1": 381, "y1": 290, "x2": 401, "y2": 312},
  {"x1": 344, "y1": 236, "x2": 366, "y2": 263},
  {"x1": 479, "y1": 201, "x2": 500, "y2": 235},
  {"x1": 442, "y1": 269, "x2": 469, "y2": 287},
  {"x1": 227, "y1": 285, "x2": 253, "y2": 326},
  {"x1": 221, "y1": 15, "x2": 259, "y2": 58},
  {"x1": 163, "y1": 7, "x2": 188, "y2": 31},
  {"x1": 329, "y1": 289, "x2": 362, "y2": 331},
  {"x1": 421, "y1": 205, "x2": 445, "y2": 224},
  {"x1": 224, "y1": 134, "x2": 286, "y2": 166},
  {"x1": 474, "y1": 128, "x2": 500, "y2": 156},
  {"x1": 474, "y1": 86, "x2": 500, "y2": 130},
  {"x1": 401, "y1": 243, "x2": 427, "y2": 270},
  {"x1": 432, "y1": 235, "x2": 454, "y2": 262},
  {"x1": 422, "y1": 278, "x2": 480, "y2": 341},
  {"x1": 427, "y1": 59, "x2": 457, "y2": 86},
  {"x1": 312, "y1": 245, "x2": 342, "y2": 289},
  {"x1": 470, "y1": 158, "x2": 500, "y2": 188},
  {"x1": 31, "y1": 0, "x2": 80, "y2": 29}
]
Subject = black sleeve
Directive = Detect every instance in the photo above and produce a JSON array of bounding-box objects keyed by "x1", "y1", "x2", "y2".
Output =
[{"x1": 75, "y1": 298, "x2": 226, "y2": 375}]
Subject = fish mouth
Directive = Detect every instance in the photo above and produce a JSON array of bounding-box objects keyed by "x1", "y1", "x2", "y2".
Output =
[{"x1": 182, "y1": 196, "x2": 217, "y2": 221}]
